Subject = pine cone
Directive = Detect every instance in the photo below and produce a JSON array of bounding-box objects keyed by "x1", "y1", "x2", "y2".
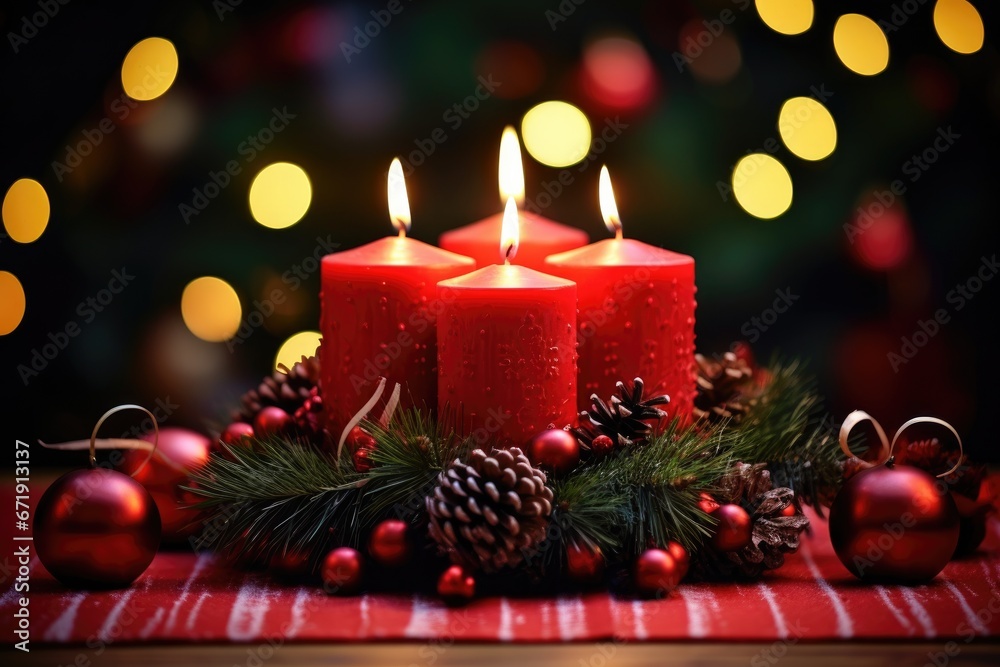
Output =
[
  {"x1": 692, "y1": 351, "x2": 759, "y2": 424},
  {"x1": 893, "y1": 437, "x2": 985, "y2": 500},
  {"x1": 696, "y1": 463, "x2": 810, "y2": 579},
  {"x1": 573, "y1": 377, "x2": 669, "y2": 453},
  {"x1": 426, "y1": 447, "x2": 554, "y2": 573},
  {"x1": 234, "y1": 354, "x2": 321, "y2": 424},
  {"x1": 292, "y1": 387, "x2": 331, "y2": 446}
]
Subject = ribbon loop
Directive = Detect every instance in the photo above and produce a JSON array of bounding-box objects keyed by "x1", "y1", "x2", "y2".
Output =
[
  {"x1": 890, "y1": 416, "x2": 964, "y2": 479},
  {"x1": 838, "y1": 410, "x2": 890, "y2": 470}
]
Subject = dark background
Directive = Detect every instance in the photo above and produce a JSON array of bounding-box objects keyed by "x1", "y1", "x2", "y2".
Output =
[{"x1": 1, "y1": 0, "x2": 997, "y2": 464}]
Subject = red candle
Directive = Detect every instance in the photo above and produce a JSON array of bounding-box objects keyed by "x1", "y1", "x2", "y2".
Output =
[
  {"x1": 544, "y1": 167, "x2": 696, "y2": 423},
  {"x1": 439, "y1": 127, "x2": 588, "y2": 271},
  {"x1": 320, "y1": 159, "x2": 475, "y2": 435},
  {"x1": 437, "y1": 197, "x2": 578, "y2": 445}
]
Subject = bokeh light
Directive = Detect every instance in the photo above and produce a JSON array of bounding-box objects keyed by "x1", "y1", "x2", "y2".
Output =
[
  {"x1": 275, "y1": 330, "x2": 322, "y2": 372},
  {"x1": 249, "y1": 162, "x2": 312, "y2": 229},
  {"x1": 581, "y1": 36, "x2": 657, "y2": 110},
  {"x1": 833, "y1": 14, "x2": 889, "y2": 76},
  {"x1": 755, "y1": 0, "x2": 814, "y2": 35},
  {"x1": 778, "y1": 97, "x2": 837, "y2": 161},
  {"x1": 2, "y1": 178, "x2": 50, "y2": 243},
  {"x1": 0, "y1": 271, "x2": 26, "y2": 335},
  {"x1": 181, "y1": 277, "x2": 242, "y2": 342},
  {"x1": 679, "y1": 19, "x2": 742, "y2": 85},
  {"x1": 121, "y1": 37, "x2": 179, "y2": 101},
  {"x1": 521, "y1": 101, "x2": 592, "y2": 168},
  {"x1": 732, "y1": 154, "x2": 793, "y2": 219},
  {"x1": 849, "y1": 199, "x2": 914, "y2": 271},
  {"x1": 933, "y1": 0, "x2": 984, "y2": 54}
]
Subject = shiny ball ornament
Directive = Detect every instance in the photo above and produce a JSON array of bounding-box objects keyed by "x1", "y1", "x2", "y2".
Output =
[
  {"x1": 123, "y1": 427, "x2": 211, "y2": 542},
  {"x1": 634, "y1": 548, "x2": 681, "y2": 596},
  {"x1": 527, "y1": 428, "x2": 580, "y2": 476},
  {"x1": 697, "y1": 492, "x2": 719, "y2": 514},
  {"x1": 353, "y1": 446, "x2": 375, "y2": 473},
  {"x1": 369, "y1": 519, "x2": 411, "y2": 567},
  {"x1": 221, "y1": 422, "x2": 254, "y2": 447},
  {"x1": 321, "y1": 547, "x2": 363, "y2": 595},
  {"x1": 437, "y1": 565, "x2": 476, "y2": 605},
  {"x1": 566, "y1": 543, "x2": 605, "y2": 583},
  {"x1": 779, "y1": 501, "x2": 798, "y2": 518},
  {"x1": 709, "y1": 504, "x2": 752, "y2": 552},
  {"x1": 590, "y1": 434, "x2": 614, "y2": 458},
  {"x1": 35, "y1": 468, "x2": 161, "y2": 588},
  {"x1": 345, "y1": 426, "x2": 376, "y2": 454},
  {"x1": 828, "y1": 462, "x2": 959, "y2": 582},
  {"x1": 254, "y1": 406, "x2": 291, "y2": 437},
  {"x1": 666, "y1": 541, "x2": 690, "y2": 579}
]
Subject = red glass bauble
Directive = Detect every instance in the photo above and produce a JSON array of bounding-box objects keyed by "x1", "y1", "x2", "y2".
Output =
[
  {"x1": 123, "y1": 427, "x2": 211, "y2": 542},
  {"x1": 34, "y1": 468, "x2": 161, "y2": 588},
  {"x1": 221, "y1": 422, "x2": 254, "y2": 447},
  {"x1": 321, "y1": 547, "x2": 363, "y2": 595},
  {"x1": 353, "y1": 446, "x2": 375, "y2": 473},
  {"x1": 369, "y1": 519, "x2": 411, "y2": 567},
  {"x1": 828, "y1": 462, "x2": 959, "y2": 582},
  {"x1": 345, "y1": 426, "x2": 375, "y2": 454},
  {"x1": 697, "y1": 492, "x2": 719, "y2": 514},
  {"x1": 634, "y1": 548, "x2": 680, "y2": 596},
  {"x1": 527, "y1": 428, "x2": 580, "y2": 476},
  {"x1": 255, "y1": 406, "x2": 291, "y2": 437},
  {"x1": 666, "y1": 541, "x2": 690, "y2": 579},
  {"x1": 779, "y1": 501, "x2": 798, "y2": 517},
  {"x1": 709, "y1": 504, "x2": 752, "y2": 552},
  {"x1": 566, "y1": 543, "x2": 605, "y2": 583},
  {"x1": 437, "y1": 565, "x2": 476, "y2": 604}
]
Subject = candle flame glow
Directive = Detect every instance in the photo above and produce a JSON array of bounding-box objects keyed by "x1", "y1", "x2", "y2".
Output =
[
  {"x1": 500, "y1": 196, "x2": 519, "y2": 264},
  {"x1": 498, "y1": 126, "x2": 525, "y2": 207},
  {"x1": 599, "y1": 165, "x2": 623, "y2": 239},
  {"x1": 388, "y1": 157, "x2": 411, "y2": 236}
]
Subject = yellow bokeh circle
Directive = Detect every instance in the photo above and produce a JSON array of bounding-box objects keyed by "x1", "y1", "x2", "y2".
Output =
[
  {"x1": 121, "y1": 37, "x2": 179, "y2": 101},
  {"x1": 3, "y1": 178, "x2": 50, "y2": 243},
  {"x1": 0, "y1": 271, "x2": 26, "y2": 335},
  {"x1": 249, "y1": 162, "x2": 312, "y2": 229},
  {"x1": 755, "y1": 0, "x2": 814, "y2": 36},
  {"x1": 778, "y1": 97, "x2": 837, "y2": 161},
  {"x1": 521, "y1": 101, "x2": 592, "y2": 168},
  {"x1": 275, "y1": 331, "x2": 322, "y2": 372},
  {"x1": 833, "y1": 14, "x2": 889, "y2": 76},
  {"x1": 181, "y1": 276, "x2": 242, "y2": 342},
  {"x1": 933, "y1": 0, "x2": 984, "y2": 54},
  {"x1": 732, "y1": 153, "x2": 794, "y2": 220}
]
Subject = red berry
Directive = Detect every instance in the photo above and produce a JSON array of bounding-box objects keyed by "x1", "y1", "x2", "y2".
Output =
[
  {"x1": 709, "y1": 504, "x2": 752, "y2": 552},
  {"x1": 634, "y1": 548, "x2": 681, "y2": 596},
  {"x1": 666, "y1": 541, "x2": 690, "y2": 579},
  {"x1": 697, "y1": 492, "x2": 719, "y2": 514},
  {"x1": 221, "y1": 422, "x2": 254, "y2": 446},
  {"x1": 346, "y1": 426, "x2": 375, "y2": 454},
  {"x1": 369, "y1": 520, "x2": 410, "y2": 567},
  {"x1": 779, "y1": 502, "x2": 797, "y2": 518},
  {"x1": 353, "y1": 446, "x2": 375, "y2": 473},
  {"x1": 255, "y1": 406, "x2": 290, "y2": 437},
  {"x1": 437, "y1": 565, "x2": 475, "y2": 605},
  {"x1": 321, "y1": 547, "x2": 363, "y2": 595},
  {"x1": 590, "y1": 434, "x2": 614, "y2": 457}
]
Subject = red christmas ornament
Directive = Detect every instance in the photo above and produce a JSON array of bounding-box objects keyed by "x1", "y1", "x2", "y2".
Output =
[
  {"x1": 353, "y1": 446, "x2": 375, "y2": 473},
  {"x1": 634, "y1": 548, "x2": 681, "y2": 596},
  {"x1": 709, "y1": 504, "x2": 752, "y2": 552},
  {"x1": 369, "y1": 519, "x2": 411, "y2": 567},
  {"x1": 779, "y1": 502, "x2": 797, "y2": 518},
  {"x1": 590, "y1": 434, "x2": 614, "y2": 458},
  {"x1": 566, "y1": 543, "x2": 605, "y2": 583},
  {"x1": 269, "y1": 549, "x2": 312, "y2": 579},
  {"x1": 345, "y1": 426, "x2": 375, "y2": 454},
  {"x1": 527, "y1": 428, "x2": 580, "y2": 476},
  {"x1": 221, "y1": 422, "x2": 254, "y2": 447},
  {"x1": 255, "y1": 406, "x2": 291, "y2": 437},
  {"x1": 124, "y1": 427, "x2": 211, "y2": 542},
  {"x1": 697, "y1": 492, "x2": 719, "y2": 514},
  {"x1": 35, "y1": 467, "x2": 161, "y2": 588},
  {"x1": 829, "y1": 462, "x2": 959, "y2": 582},
  {"x1": 666, "y1": 541, "x2": 690, "y2": 579},
  {"x1": 321, "y1": 547, "x2": 363, "y2": 595},
  {"x1": 437, "y1": 565, "x2": 476, "y2": 605}
]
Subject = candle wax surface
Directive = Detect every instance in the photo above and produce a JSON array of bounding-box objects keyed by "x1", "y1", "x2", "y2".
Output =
[{"x1": 437, "y1": 264, "x2": 578, "y2": 445}]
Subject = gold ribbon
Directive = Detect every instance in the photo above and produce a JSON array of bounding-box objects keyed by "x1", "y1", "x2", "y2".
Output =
[{"x1": 838, "y1": 410, "x2": 963, "y2": 478}]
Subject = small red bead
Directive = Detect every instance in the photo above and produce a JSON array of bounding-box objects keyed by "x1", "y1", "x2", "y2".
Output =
[
  {"x1": 666, "y1": 541, "x2": 690, "y2": 579},
  {"x1": 590, "y1": 434, "x2": 615, "y2": 457},
  {"x1": 346, "y1": 426, "x2": 376, "y2": 454},
  {"x1": 321, "y1": 547, "x2": 363, "y2": 595},
  {"x1": 697, "y1": 492, "x2": 719, "y2": 514},
  {"x1": 566, "y1": 543, "x2": 605, "y2": 583},
  {"x1": 369, "y1": 519, "x2": 411, "y2": 567},
  {"x1": 255, "y1": 406, "x2": 290, "y2": 437},
  {"x1": 709, "y1": 504, "x2": 753, "y2": 552},
  {"x1": 353, "y1": 446, "x2": 375, "y2": 473},
  {"x1": 779, "y1": 502, "x2": 797, "y2": 518},
  {"x1": 437, "y1": 565, "x2": 476, "y2": 604},
  {"x1": 634, "y1": 548, "x2": 681, "y2": 597}
]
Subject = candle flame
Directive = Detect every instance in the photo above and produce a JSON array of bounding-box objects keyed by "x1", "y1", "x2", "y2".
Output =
[
  {"x1": 498, "y1": 126, "x2": 525, "y2": 207},
  {"x1": 500, "y1": 196, "x2": 519, "y2": 264},
  {"x1": 599, "y1": 165, "x2": 623, "y2": 239},
  {"x1": 387, "y1": 157, "x2": 411, "y2": 236}
]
